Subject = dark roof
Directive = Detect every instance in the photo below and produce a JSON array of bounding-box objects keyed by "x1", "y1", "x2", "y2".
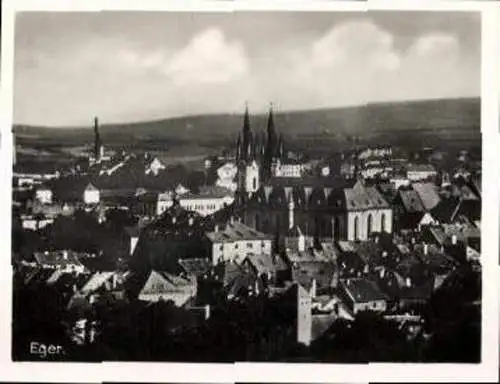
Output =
[
  {"x1": 431, "y1": 197, "x2": 461, "y2": 223},
  {"x1": 340, "y1": 278, "x2": 388, "y2": 303},
  {"x1": 178, "y1": 258, "x2": 212, "y2": 277},
  {"x1": 399, "y1": 190, "x2": 425, "y2": 213},
  {"x1": 244, "y1": 253, "x2": 288, "y2": 275}
]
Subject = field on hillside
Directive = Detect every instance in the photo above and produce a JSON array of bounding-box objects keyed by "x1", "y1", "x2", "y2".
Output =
[{"x1": 14, "y1": 97, "x2": 481, "y2": 168}]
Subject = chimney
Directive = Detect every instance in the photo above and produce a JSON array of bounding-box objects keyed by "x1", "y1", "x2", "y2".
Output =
[
  {"x1": 188, "y1": 217, "x2": 194, "y2": 226},
  {"x1": 406, "y1": 277, "x2": 411, "y2": 287},
  {"x1": 63, "y1": 250, "x2": 68, "y2": 260},
  {"x1": 451, "y1": 235, "x2": 457, "y2": 245},
  {"x1": 214, "y1": 224, "x2": 219, "y2": 233},
  {"x1": 380, "y1": 267, "x2": 386, "y2": 279},
  {"x1": 172, "y1": 216, "x2": 177, "y2": 224},
  {"x1": 204, "y1": 304, "x2": 211, "y2": 320},
  {"x1": 423, "y1": 243, "x2": 428, "y2": 255},
  {"x1": 375, "y1": 235, "x2": 380, "y2": 244},
  {"x1": 288, "y1": 196, "x2": 295, "y2": 229}
]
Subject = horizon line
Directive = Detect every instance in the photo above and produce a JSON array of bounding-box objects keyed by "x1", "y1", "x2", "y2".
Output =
[{"x1": 13, "y1": 95, "x2": 480, "y2": 130}]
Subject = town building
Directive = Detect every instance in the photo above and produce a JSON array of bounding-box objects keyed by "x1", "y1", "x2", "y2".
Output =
[
  {"x1": 205, "y1": 221, "x2": 273, "y2": 265},
  {"x1": 405, "y1": 163, "x2": 438, "y2": 182},
  {"x1": 137, "y1": 270, "x2": 197, "y2": 306},
  {"x1": 338, "y1": 278, "x2": 388, "y2": 315},
  {"x1": 157, "y1": 186, "x2": 235, "y2": 217}
]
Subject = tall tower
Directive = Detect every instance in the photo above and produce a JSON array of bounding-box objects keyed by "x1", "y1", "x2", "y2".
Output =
[
  {"x1": 241, "y1": 103, "x2": 253, "y2": 163},
  {"x1": 94, "y1": 116, "x2": 102, "y2": 162},
  {"x1": 264, "y1": 103, "x2": 279, "y2": 180},
  {"x1": 236, "y1": 104, "x2": 259, "y2": 195}
]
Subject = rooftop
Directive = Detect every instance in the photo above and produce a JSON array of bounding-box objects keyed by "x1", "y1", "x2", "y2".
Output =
[
  {"x1": 340, "y1": 278, "x2": 389, "y2": 303},
  {"x1": 206, "y1": 221, "x2": 272, "y2": 243}
]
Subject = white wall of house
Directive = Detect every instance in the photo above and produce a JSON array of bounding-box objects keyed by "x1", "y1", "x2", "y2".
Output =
[
  {"x1": 211, "y1": 238, "x2": 272, "y2": 265},
  {"x1": 83, "y1": 188, "x2": 100, "y2": 205},
  {"x1": 35, "y1": 189, "x2": 53, "y2": 204}
]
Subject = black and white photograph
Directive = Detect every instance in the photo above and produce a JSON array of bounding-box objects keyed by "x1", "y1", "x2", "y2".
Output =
[{"x1": 9, "y1": 6, "x2": 483, "y2": 366}]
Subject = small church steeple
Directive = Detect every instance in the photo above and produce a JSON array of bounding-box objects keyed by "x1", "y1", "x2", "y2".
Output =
[{"x1": 93, "y1": 116, "x2": 102, "y2": 162}]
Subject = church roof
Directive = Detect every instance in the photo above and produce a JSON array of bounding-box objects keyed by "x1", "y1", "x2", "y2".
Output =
[{"x1": 343, "y1": 180, "x2": 389, "y2": 210}]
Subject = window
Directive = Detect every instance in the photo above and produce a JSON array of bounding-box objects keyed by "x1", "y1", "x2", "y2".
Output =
[
  {"x1": 247, "y1": 242, "x2": 253, "y2": 248},
  {"x1": 381, "y1": 213, "x2": 386, "y2": 233},
  {"x1": 252, "y1": 177, "x2": 257, "y2": 190},
  {"x1": 235, "y1": 244, "x2": 239, "y2": 249},
  {"x1": 354, "y1": 216, "x2": 359, "y2": 240},
  {"x1": 367, "y1": 214, "x2": 373, "y2": 236},
  {"x1": 219, "y1": 245, "x2": 223, "y2": 251}
]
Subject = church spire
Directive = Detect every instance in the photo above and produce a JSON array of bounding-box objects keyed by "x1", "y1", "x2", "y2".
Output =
[
  {"x1": 243, "y1": 101, "x2": 250, "y2": 136},
  {"x1": 266, "y1": 102, "x2": 278, "y2": 160},
  {"x1": 94, "y1": 116, "x2": 101, "y2": 161},
  {"x1": 241, "y1": 102, "x2": 253, "y2": 162},
  {"x1": 278, "y1": 134, "x2": 284, "y2": 159},
  {"x1": 236, "y1": 133, "x2": 242, "y2": 162}
]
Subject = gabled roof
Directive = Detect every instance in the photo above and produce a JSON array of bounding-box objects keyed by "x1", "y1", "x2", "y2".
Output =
[
  {"x1": 244, "y1": 253, "x2": 288, "y2": 275},
  {"x1": 398, "y1": 189, "x2": 425, "y2": 213},
  {"x1": 431, "y1": 197, "x2": 461, "y2": 223},
  {"x1": 178, "y1": 258, "x2": 212, "y2": 277},
  {"x1": 340, "y1": 278, "x2": 388, "y2": 303},
  {"x1": 206, "y1": 221, "x2": 272, "y2": 243},
  {"x1": 80, "y1": 271, "x2": 115, "y2": 295},
  {"x1": 344, "y1": 179, "x2": 389, "y2": 210},
  {"x1": 139, "y1": 270, "x2": 196, "y2": 296},
  {"x1": 412, "y1": 182, "x2": 441, "y2": 211}
]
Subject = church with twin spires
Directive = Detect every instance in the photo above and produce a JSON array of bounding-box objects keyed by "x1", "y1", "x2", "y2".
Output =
[
  {"x1": 232, "y1": 103, "x2": 393, "y2": 242},
  {"x1": 235, "y1": 103, "x2": 285, "y2": 195}
]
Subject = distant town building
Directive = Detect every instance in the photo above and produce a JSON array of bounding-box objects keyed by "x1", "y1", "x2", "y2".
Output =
[
  {"x1": 157, "y1": 186, "x2": 234, "y2": 217},
  {"x1": 406, "y1": 163, "x2": 438, "y2": 182},
  {"x1": 271, "y1": 158, "x2": 303, "y2": 178},
  {"x1": 83, "y1": 183, "x2": 100, "y2": 205}
]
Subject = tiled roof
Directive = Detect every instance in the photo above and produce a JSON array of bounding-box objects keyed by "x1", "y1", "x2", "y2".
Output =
[
  {"x1": 344, "y1": 180, "x2": 389, "y2": 210},
  {"x1": 340, "y1": 278, "x2": 388, "y2": 303},
  {"x1": 406, "y1": 163, "x2": 437, "y2": 173},
  {"x1": 206, "y1": 221, "x2": 272, "y2": 243},
  {"x1": 178, "y1": 258, "x2": 212, "y2": 277},
  {"x1": 431, "y1": 197, "x2": 461, "y2": 223},
  {"x1": 139, "y1": 270, "x2": 196, "y2": 296},
  {"x1": 245, "y1": 253, "x2": 288, "y2": 275},
  {"x1": 80, "y1": 271, "x2": 115, "y2": 295},
  {"x1": 399, "y1": 190, "x2": 425, "y2": 213},
  {"x1": 34, "y1": 250, "x2": 84, "y2": 268},
  {"x1": 412, "y1": 182, "x2": 441, "y2": 211}
]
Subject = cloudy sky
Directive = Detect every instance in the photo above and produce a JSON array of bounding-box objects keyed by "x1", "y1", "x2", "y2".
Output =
[{"x1": 14, "y1": 11, "x2": 480, "y2": 127}]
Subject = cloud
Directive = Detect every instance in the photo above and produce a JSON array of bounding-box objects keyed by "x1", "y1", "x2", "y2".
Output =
[
  {"x1": 163, "y1": 28, "x2": 249, "y2": 86},
  {"x1": 309, "y1": 20, "x2": 401, "y2": 72},
  {"x1": 13, "y1": 16, "x2": 478, "y2": 126}
]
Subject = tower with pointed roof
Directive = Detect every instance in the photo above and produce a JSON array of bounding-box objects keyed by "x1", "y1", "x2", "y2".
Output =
[{"x1": 236, "y1": 103, "x2": 260, "y2": 195}]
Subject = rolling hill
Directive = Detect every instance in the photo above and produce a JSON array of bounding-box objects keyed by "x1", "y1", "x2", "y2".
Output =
[{"x1": 14, "y1": 97, "x2": 481, "y2": 152}]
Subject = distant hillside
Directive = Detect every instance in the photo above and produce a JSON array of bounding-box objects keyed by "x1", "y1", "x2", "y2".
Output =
[{"x1": 14, "y1": 98, "x2": 480, "y2": 149}]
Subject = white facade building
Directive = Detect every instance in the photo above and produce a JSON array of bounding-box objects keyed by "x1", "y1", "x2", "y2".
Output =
[{"x1": 206, "y1": 221, "x2": 273, "y2": 265}]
